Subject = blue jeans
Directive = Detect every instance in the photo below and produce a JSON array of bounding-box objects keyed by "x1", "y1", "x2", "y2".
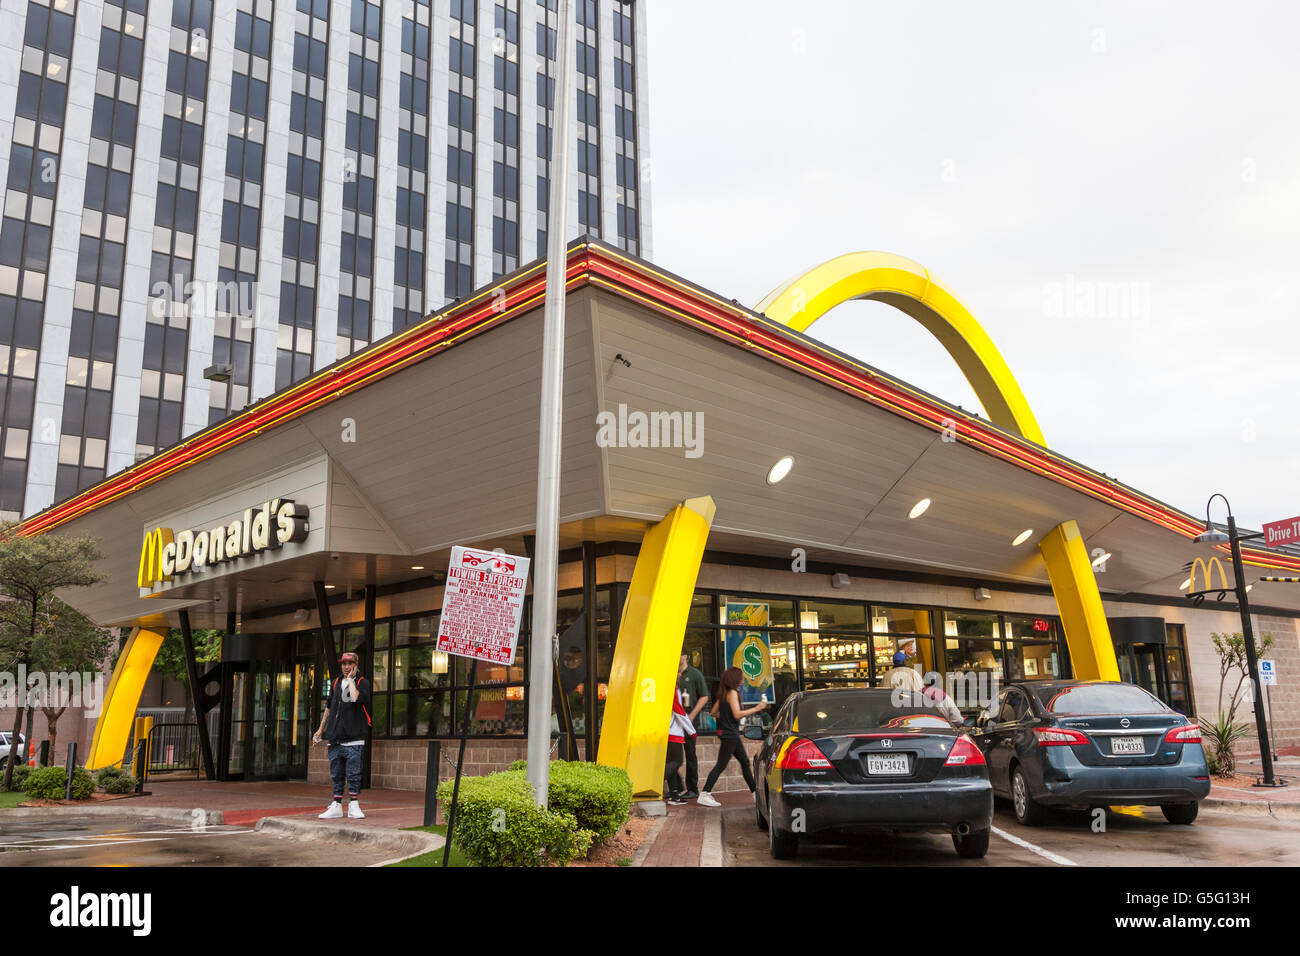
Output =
[{"x1": 327, "y1": 744, "x2": 364, "y2": 799}]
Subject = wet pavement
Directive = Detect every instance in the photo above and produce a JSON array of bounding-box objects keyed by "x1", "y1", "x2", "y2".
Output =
[
  {"x1": 723, "y1": 801, "x2": 1300, "y2": 867},
  {"x1": 0, "y1": 816, "x2": 401, "y2": 867}
]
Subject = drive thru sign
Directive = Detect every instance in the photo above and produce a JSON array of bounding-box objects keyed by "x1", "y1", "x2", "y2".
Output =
[{"x1": 437, "y1": 546, "x2": 531, "y2": 664}]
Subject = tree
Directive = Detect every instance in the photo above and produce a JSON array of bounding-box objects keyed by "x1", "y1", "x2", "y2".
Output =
[
  {"x1": 0, "y1": 521, "x2": 104, "y2": 791},
  {"x1": 150, "y1": 628, "x2": 222, "y2": 712},
  {"x1": 1201, "y1": 631, "x2": 1275, "y2": 776},
  {"x1": 25, "y1": 599, "x2": 114, "y2": 763}
]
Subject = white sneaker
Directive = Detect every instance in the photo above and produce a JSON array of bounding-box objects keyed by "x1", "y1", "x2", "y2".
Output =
[
  {"x1": 318, "y1": 801, "x2": 343, "y2": 819},
  {"x1": 347, "y1": 800, "x2": 365, "y2": 819},
  {"x1": 697, "y1": 792, "x2": 721, "y2": 807}
]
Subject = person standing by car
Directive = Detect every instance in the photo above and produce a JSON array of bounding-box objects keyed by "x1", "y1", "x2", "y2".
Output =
[
  {"x1": 884, "y1": 650, "x2": 924, "y2": 692},
  {"x1": 696, "y1": 667, "x2": 769, "y2": 807},
  {"x1": 676, "y1": 651, "x2": 709, "y2": 798},
  {"x1": 313, "y1": 652, "x2": 371, "y2": 819}
]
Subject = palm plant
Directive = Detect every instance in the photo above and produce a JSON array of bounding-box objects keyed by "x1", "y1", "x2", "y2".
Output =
[{"x1": 1199, "y1": 710, "x2": 1251, "y2": 776}]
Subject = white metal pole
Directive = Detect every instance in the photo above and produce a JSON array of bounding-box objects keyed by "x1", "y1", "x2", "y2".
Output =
[{"x1": 527, "y1": 0, "x2": 576, "y2": 807}]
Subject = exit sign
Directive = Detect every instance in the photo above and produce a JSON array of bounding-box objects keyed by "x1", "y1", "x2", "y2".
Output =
[{"x1": 1263, "y1": 516, "x2": 1300, "y2": 549}]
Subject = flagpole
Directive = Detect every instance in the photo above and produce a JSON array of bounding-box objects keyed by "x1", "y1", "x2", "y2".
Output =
[{"x1": 527, "y1": 0, "x2": 575, "y2": 807}]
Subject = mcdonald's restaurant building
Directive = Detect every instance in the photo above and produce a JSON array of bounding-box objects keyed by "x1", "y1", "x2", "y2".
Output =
[{"x1": 19, "y1": 241, "x2": 1300, "y2": 794}]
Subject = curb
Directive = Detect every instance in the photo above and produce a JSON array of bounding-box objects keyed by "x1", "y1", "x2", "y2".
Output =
[
  {"x1": 254, "y1": 815, "x2": 444, "y2": 859},
  {"x1": 1202, "y1": 797, "x2": 1300, "y2": 818},
  {"x1": 0, "y1": 805, "x2": 225, "y2": 825},
  {"x1": 630, "y1": 815, "x2": 665, "y2": 867},
  {"x1": 700, "y1": 811, "x2": 723, "y2": 867}
]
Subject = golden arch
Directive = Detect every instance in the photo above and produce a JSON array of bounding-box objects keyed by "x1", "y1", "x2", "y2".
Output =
[
  {"x1": 757, "y1": 251, "x2": 1047, "y2": 446},
  {"x1": 759, "y1": 251, "x2": 1118, "y2": 683}
]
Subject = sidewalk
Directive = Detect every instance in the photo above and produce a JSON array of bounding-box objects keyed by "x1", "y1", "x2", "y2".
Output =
[
  {"x1": 124, "y1": 775, "x2": 433, "y2": 832},
  {"x1": 638, "y1": 790, "x2": 751, "y2": 867},
  {"x1": 1205, "y1": 751, "x2": 1300, "y2": 812}
]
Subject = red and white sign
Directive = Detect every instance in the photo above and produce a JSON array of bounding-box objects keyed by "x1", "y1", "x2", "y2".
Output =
[
  {"x1": 1263, "y1": 516, "x2": 1300, "y2": 550},
  {"x1": 436, "y1": 546, "x2": 530, "y2": 665}
]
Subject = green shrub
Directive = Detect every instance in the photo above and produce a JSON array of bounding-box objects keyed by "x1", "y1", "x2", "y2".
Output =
[
  {"x1": 436, "y1": 770, "x2": 592, "y2": 866},
  {"x1": 6, "y1": 763, "x2": 32, "y2": 792},
  {"x1": 101, "y1": 772, "x2": 137, "y2": 795},
  {"x1": 503, "y1": 759, "x2": 632, "y2": 841},
  {"x1": 546, "y1": 761, "x2": 632, "y2": 841},
  {"x1": 24, "y1": 765, "x2": 94, "y2": 801},
  {"x1": 94, "y1": 766, "x2": 125, "y2": 788}
]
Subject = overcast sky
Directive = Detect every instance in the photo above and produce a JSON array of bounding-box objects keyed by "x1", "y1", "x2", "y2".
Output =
[{"x1": 642, "y1": 1, "x2": 1300, "y2": 531}]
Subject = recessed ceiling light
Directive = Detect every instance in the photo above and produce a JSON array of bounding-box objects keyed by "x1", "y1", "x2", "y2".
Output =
[
  {"x1": 1179, "y1": 578, "x2": 1191, "y2": 591},
  {"x1": 1091, "y1": 551, "x2": 1112, "y2": 568},
  {"x1": 766, "y1": 456, "x2": 794, "y2": 485},
  {"x1": 908, "y1": 498, "x2": 931, "y2": 519},
  {"x1": 410, "y1": 565, "x2": 425, "y2": 571},
  {"x1": 1245, "y1": 584, "x2": 1254, "y2": 593},
  {"x1": 1012, "y1": 529, "x2": 1034, "y2": 546}
]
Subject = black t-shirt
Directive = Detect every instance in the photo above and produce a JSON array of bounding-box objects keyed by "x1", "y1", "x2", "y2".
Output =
[
  {"x1": 715, "y1": 691, "x2": 742, "y2": 739},
  {"x1": 324, "y1": 675, "x2": 372, "y2": 742}
]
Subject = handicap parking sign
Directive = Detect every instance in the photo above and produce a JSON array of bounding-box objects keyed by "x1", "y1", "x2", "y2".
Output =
[{"x1": 1260, "y1": 660, "x2": 1278, "y2": 686}]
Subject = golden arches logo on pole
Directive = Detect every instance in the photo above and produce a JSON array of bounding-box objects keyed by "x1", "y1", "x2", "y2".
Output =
[
  {"x1": 137, "y1": 527, "x2": 174, "y2": 590},
  {"x1": 1187, "y1": 556, "x2": 1230, "y2": 606}
]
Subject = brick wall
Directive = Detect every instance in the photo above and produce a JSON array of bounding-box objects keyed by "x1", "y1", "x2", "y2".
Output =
[
  {"x1": 1250, "y1": 615, "x2": 1299, "y2": 753},
  {"x1": 309, "y1": 735, "x2": 762, "y2": 795}
]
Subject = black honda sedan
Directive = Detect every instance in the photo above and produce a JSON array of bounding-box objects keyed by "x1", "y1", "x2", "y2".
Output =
[
  {"x1": 753, "y1": 688, "x2": 993, "y2": 860},
  {"x1": 972, "y1": 680, "x2": 1210, "y2": 825}
]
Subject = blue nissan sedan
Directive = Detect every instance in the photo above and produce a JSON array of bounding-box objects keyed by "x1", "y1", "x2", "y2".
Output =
[{"x1": 974, "y1": 680, "x2": 1211, "y2": 825}]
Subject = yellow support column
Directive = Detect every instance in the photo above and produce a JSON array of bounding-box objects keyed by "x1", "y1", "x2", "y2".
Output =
[
  {"x1": 86, "y1": 626, "x2": 167, "y2": 770},
  {"x1": 597, "y1": 496, "x2": 717, "y2": 796},
  {"x1": 1038, "y1": 522, "x2": 1120, "y2": 681}
]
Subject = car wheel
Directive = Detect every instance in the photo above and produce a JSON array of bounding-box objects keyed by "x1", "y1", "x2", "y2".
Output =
[
  {"x1": 768, "y1": 793, "x2": 797, "y2": 860},
  {"x1": 1161, "y1": 802, "x2": 1199, "y2": 825},
  {"x1": 1011, "y1": 765, "x2": 1045, "y2": 826},
  {"x1": 953, "y1": 827, "x2": 990, "y2": 859},
  {"x1": 754, "y1": 787, "x2": 768, "y2": 831}
]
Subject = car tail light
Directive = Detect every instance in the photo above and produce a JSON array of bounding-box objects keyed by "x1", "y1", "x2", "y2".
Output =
[
  {"x1": 775, "y1": 738, "x2": 832, "y2": 770},
  {"x1": 1033, "y1": 726, "x2": 1089, "y2": 746},
  {"x1": 1164, "y1": 724, "x2": 1201, "y2": 744},
  {"x1": 944, "y1": 735, "x2": 986, "y2": 767}
]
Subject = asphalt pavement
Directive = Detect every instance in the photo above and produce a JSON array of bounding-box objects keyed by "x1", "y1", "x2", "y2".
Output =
[{"x1": 722, "y1": 801, "x2": 1300, "y2": 867}]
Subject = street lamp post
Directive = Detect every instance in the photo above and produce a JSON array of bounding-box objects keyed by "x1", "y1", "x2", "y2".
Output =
[{"x1": 1194, "y1": 494, "x2": 1285, "y2": 788}]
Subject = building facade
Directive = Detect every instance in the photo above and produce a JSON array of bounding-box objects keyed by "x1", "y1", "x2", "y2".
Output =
[{"x1": 0, "y1": 0, "x2": 651, "y2": 520}]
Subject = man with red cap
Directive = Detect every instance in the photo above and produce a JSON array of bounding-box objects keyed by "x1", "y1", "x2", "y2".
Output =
[{"x1": 313, "y1": 651, "x2": 371, "y2": 819}]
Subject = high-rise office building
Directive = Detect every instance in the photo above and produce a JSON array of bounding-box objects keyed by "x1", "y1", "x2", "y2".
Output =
[{"x1": 0, "y1": 0, "x2": 652, "y2": 520}]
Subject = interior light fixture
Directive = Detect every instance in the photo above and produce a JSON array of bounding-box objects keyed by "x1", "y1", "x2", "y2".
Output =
[
  {"x1": 1012, "y1": 529, "x2": 1034, "y2": 546},
  {"x1": 766, "y1": 455, "x2": 794, "y2": 485},
  {"x1": 908, "y1": 498, "x2": 932, "y2": 519},
  {"x1": 324, "y1": 584, "x2": 336, "y2": 590},
  {"x1": 410, "y1": 565, "x2": 425, "y2": 571}
]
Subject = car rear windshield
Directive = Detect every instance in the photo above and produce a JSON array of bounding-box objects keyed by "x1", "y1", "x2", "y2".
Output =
[
  {"x1": 797, "y1": 692, "x2": 955, "y2": 732},
  {"x1": 1034, "y1": 683, "x2": 1170, "y2": 715}
]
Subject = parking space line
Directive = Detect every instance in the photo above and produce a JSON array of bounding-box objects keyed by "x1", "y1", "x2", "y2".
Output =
[{"x1": 991, "y1": 826, "x2": 1078, "y2": 866}]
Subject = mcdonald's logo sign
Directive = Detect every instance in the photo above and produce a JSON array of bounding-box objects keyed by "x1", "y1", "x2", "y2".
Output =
[
  {"x1": 137, "y1": 527, "x2": 175, "y2": 589},
  {"x1": 138, "y1": 498, "x2": 310, "y2": 593},
  {"x1": 1189, "y1": 556, "x2": 1229, "y2": 593}
]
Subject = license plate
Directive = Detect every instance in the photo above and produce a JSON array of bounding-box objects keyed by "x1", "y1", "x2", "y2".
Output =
[
  {"x1": 1111, "y1": 736, "x2": 1145, "y2": 755},
  {"x1": 866, "y1": 753, "x2": 910, "y2": 775}
]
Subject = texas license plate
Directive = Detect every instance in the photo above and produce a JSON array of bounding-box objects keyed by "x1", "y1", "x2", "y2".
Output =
[
  {"x1": 1111, "y1": 736, "x2": 1145, "y2": 755},
  {"x1": 866, "y1": 753, "x2": 910, "y2": 775}
]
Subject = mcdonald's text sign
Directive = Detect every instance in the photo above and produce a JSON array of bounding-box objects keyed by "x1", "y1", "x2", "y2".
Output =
[{"x1": 1263, "y1": 516, "x2": 1300, "y2": 549}]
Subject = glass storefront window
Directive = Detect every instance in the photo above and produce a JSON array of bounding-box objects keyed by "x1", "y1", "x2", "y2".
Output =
[
  {"x1": 802, "y1": 633, "x2": 873, "y2": 684},
  {"x1": 1005, "y1": 641, "x2": 1060, "y2": 681},
  {"x1": 374, "y1": 621, "x2": 391, "y2": 649},
  {"x1": 800, "y1": 600, "x2": 865, "y2": 631},
  {"x1": 871, "y1": 606, "x2": 932, "y2": 636},
  {"x1": 1005, "y1": 613, "x2": 1057, "y2": 641},
  {"x1": 687, "y1": 592, "x2": 713, "y2": 625},
  {"x1": 372, "y1": 648, "x2": 388, "y2": 691},
  {"x1": 944, "y1": 611, "x2": 1004, "y2": 681}
]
